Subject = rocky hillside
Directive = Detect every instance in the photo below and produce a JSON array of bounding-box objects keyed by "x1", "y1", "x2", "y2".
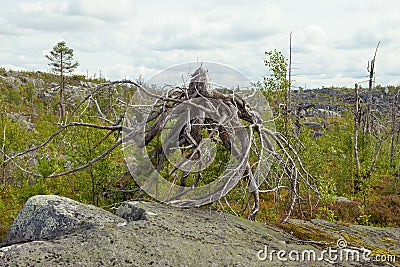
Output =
[
  {"x1": 0, "y1": 68, "x2": 103, "y2": 116},
  {"x1": 0, "y1": 195, "x2": 399, "y2": 266},
  {"x1": 293, "y1": 86, "x2": 399, "y2": 113},
  {"x1": 0, "y1": 69, "x2": 399, "y2": 266},
  {"x1": 1, "y1": 67, "x2": 397, "y2": 136}
]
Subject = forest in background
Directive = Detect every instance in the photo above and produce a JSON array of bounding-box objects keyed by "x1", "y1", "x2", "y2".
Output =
[{"x1": 0, "y1": 46, "x2": 400, "y2": 241}]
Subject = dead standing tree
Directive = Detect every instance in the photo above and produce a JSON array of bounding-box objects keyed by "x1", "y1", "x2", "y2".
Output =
[
  {"x1": 364, "y1": 41, "x2": 380, "y2": 133},
  {"x1": 1, "y1": 66, "x2": 319, "y2": 221},
  {"x1": 353, "y1": 83, "x2": 361, "y2": 191},
  {"x1": 353, "y1": 42, "x2": 392, "y2": 200},
  {"x1": 390, "y1": 91, "x2": 400, "y2": 193}
]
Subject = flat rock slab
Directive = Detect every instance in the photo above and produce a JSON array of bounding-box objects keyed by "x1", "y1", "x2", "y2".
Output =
[{"x1": 1, "y1": 196, "x2": 399, "y2": 266}]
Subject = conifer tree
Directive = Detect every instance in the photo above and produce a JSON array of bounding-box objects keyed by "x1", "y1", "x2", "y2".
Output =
[{"x1": 45, "y1": 41, "x2": 79, "y2": 121}]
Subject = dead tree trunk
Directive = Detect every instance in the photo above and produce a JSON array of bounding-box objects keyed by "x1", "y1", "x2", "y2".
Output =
[
  {"x1": 390, "y1": 92, "x2": 399, "y2": 165},
  {"x1": 285, "y1": 31, "x2": 293, "y2": 137},
  {"x1": 354, "y1": 83, "x2": 361, "y2": 192},
  {"x1": 365, "y1": 41, "x2": 380, "y2": 133},
  {"x1": 1, "y1": 112, "x2": 5, "y2": 186}
]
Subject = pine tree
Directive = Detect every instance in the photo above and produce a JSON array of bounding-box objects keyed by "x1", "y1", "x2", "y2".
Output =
[{"x1": 45, "y1": 41, "x2": 79, "y2": 121}]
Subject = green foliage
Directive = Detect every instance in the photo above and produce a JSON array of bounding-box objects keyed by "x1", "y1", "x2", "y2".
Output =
[
  {"x1": 0, "y1": 56, "x2": 399, "y2": 242},
  {"x1": 0, "y1": 67, "x2": 6, "y2": 75},
  {"x1": 262, "y1": 49, "x2": 289, "y2": 103},
  {"x1": 316, "y1": 206, "x2": 336, "y2": 222},
  {"x1": 0, "y1": 69, "x2": 134, "y2": 241},
  {"x1": 316, "y1": 175, "x2": 337, "y2": 204},
  {"x1": 298, "y1": 117, "x2": 355, "y2": 195},
  {"x1": 259, "y1": 49, "x2": 291, "y2": 136},
  {"x1": 355, "y1": 214, "x2": 373, "y2": 226},
  {"x1": 37, "y1": 154, "x2": 59, "y2": 178},
  {"x1": 45, "y1": 41, "x2": 79, "y2": 75},
  {"x1": 45, "y1": 41, "x2": 79, "y2": 119}
]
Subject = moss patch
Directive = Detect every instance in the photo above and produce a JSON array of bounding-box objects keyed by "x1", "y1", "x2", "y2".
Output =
[
  {"x1": 341, "y1": 232, "x2": 366, "y2": 247},
  {"x1": 381, "y1": 237, "x2": 400, "y2": 248},
  {"x1": 276, "y1": 222, "x2": 336, "y2": 244}
]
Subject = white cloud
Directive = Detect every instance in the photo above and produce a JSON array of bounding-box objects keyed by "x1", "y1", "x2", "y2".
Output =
[
  {"x1": 0, "y1": 0, "x2": 399, "y2": 88},
  {"x1": 9, "y1": 1, "x2": 104, "y2": 32},
  {"x1": 67, "y1": 0, "x2": 135, "y2": 22},
  {"x1": 0, "y1": 16, "x2": 31, "y2": 35}
]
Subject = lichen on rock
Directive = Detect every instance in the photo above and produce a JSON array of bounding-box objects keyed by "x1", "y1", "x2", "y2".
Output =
[
  {"x1": 1, "y1": 194, "x2": 126, "y2": 247},
  {"x1": 1, "y1": 195, "x2": 399, "y2": 266}
]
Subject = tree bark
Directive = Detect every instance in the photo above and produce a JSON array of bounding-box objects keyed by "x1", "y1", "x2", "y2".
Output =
[
  {"x1": 59, "y1": 52, "x2": 66, "y2": 121},
  {"x1": 365, "y1": 41, "x2": 380, "y2": 133},
  {"x1": 390, "y1": 92, "x2": 398, "y2": 165},
  {"x1": 354, "y1": 83, "x2": 361, "y2": 191},
  {"x1": 1, "y1": 113, "x2": 6, "y2": 186}
]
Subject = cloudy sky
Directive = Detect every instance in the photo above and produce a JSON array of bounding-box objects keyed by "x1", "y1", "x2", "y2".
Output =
[{"x1": 0, "y1": 0, "x2": 399, "y2": 89}]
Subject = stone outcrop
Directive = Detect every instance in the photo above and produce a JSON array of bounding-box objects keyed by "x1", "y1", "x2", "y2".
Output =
[
  {"x1": 1, "y1": 195, "x2": 126, "y2": 247},
  {"x1": 0, "y1": 195, "x2": 399, "y2": 266},
  {"x1": 115, "y1": 201, "x2": 148, "y2": 222}
]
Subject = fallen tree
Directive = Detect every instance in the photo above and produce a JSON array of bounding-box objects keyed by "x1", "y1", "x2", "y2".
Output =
[{"x1": 2, "y1": 65, "x2": 319, "y2": 221}]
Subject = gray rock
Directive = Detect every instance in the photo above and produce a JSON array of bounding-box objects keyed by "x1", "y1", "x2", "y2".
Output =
[
  {"x1": 304, "y1": 121, "x2": 323, "y2": 130},
  {"x1": 0, "y1": 75, "x2": 22, "y2": 85},
  {"x1": 1, "y1": 195, "x2": 126, "y2": 247},
  {"x1": 1, "y1": 197, "x2": 399, "y2": 266},
  {"x1": 6, "y1": 112, "x2": 35, "y2": 132},
  {"x1": 115, "y1": 201, "x2": 147, "y2": 221},
  {"x1": 333, "y1": 196, "x2": 353, "y2": 203},
  {"x1": 312, "y1": 131, "x2": 324, "y2": 139},
  {"x1": 79, "y1": 81, "x2": 96, "y2": 88},
  {"x1": 316, "y1": 108, "x2": 341, "y2": 117},
  {"x1": 50, "y1": 82, "x2": 59, "y2": 88}
]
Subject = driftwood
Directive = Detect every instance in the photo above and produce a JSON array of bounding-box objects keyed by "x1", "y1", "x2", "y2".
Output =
[
  {"x1": 122, "y1": 66, "x2": 319, "y2": 221},
  {"x1": 1, "y1": 66, "x2": 319, "y2": 221}
]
